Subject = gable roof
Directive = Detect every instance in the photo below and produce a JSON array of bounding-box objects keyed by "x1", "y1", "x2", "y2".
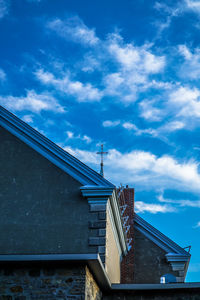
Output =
[
  {"x1": 0, "y1": 105, "x2": 114, "y2": 187},
  {"x1": 134, "y1": 213, "x2": 190, "y2": 257}
]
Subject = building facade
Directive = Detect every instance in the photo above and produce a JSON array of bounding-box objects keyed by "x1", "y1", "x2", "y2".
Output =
[{"x1": 0, "y1": 105, "x2": 197, "y2": 300}]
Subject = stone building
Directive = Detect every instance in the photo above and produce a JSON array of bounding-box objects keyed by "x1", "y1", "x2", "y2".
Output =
[{"x1": 0, "y1": 105, "x2": 199, "y2": 300}]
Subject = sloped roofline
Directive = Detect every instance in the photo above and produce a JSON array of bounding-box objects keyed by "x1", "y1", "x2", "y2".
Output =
[
  {"x1": 0, "y1": 105, "x2": 114, "y2": 187},
  {"x1": 134, "y1": 213, "x2": 190, "y2": 257}
]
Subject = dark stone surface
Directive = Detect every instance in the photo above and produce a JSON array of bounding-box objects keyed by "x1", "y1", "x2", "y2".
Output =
[
  {"x1": 133, "y1": 228, "x2": 179, "y2": 283},
  {"x1": 89, "y1": 221, "x2": 106, "y2": 229},
  {"x1": 0, "y1": 126, "x2": 93, "y2": 255},
  {"x1": 103, "y1": 289, "x2": 200, "y2": 300},
  {"x1": 0, "y1": 265, "x2": 87, "y2": 299},
  {"x1": 88, "y1": 237, "x2": 106, "y2": 246}
]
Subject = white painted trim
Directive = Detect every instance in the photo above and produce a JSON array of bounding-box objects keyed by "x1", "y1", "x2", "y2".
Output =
[
  {"x1": 0, "y1": 106, "x2": 114, "y2": 187},
  {"x1": 110, "y1": 190, "x2": 127, "y2": 254},
  {"x1": 80, "y1": 186, "x2": 127, "y2": 255},
  {"x1": 107, "y1": 199, "x2": 122, "y2": 257}
]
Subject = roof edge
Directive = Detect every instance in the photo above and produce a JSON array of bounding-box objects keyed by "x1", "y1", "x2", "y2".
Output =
[
  {"x1": 0, "y1": 253, "x2": 111, "y2": 290},
  {"x1": 0, "y1": 105, "x2": 114, "y2": 188},
  {"x1": 134, "y1": 213, "x2": 190, "y2": 257}
]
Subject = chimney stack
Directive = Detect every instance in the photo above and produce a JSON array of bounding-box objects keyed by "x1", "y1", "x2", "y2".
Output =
[{"x1": 118, "y1": 187, "x2": 134, "y2": 283}]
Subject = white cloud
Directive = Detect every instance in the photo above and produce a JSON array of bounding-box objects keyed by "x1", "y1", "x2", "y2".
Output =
[
  {"x1": 135, "y1": 201, "x2": 175, "y2": 214},
  {"x1": 184, "y1": 0, "x2": 200, "y2": 12},
  {"x1": 47, "y1": 16, "x2": 99, "y2": 46},
  {"x1": 63, "y1": 147, "x2": 200, "y2": 194},
  {"x1": 102, "y1": 34, "x2": 166, "y2": 103},
  {"x1": 0, "y1": 90, "x2": 65, "y2": 113},
  {"x1": 22, "y1": 114, "x2": 34, "y2": 123},
  {"x1": 122, "y1": 122, "x2": 156, "y2": 137},
  {"x1": 82, "y1": 135, "x2": 92, "y2": 144},
  {"x1": 161, "y1": 121, "x2": 185, "y2": 131},
  {"x1": 102, "y1": 120, "x2": 120, "y2": 127},
  {"x1": 0, "y1": 68, "x2": 6, "y2": 81},
  {"x1": 122, "y1": 122, "x2": 137, "y2": 130},
  {"x1": 178, "y1": 45, "x2": 200, "y2": 79},
  {"x1": 36, "y1": 69, "x2": 103, "y2": 102},
  {"x1": 66, "y1": 132, "x2": 92, "y2": 144},
  {"x1": 66, "y1": 131, "x2": 74, "y2": 139},
  {"x1": 0, "y1": 0, "x2": 8, "y2": 19},
  {"x1": 153, "y1": 2, "x2": 182, "y2": 37},
  {"x1": 139, "y1": 99, "x2": 163, "y2": 122},
  {"x1": 178, "y1": 45, "x2": 192, "y2": 60},
  {"x1": 81, "y1": 54, "x2": 101, "y2": 73},
  {"x1": 169, "y1": 86, "x2": 200, "y2": 118},
  {"x1": 107, "y1": 34, "x2": 165, "y2": 74}
]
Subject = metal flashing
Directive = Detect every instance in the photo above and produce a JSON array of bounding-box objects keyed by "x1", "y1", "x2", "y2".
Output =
[
  {"x1": 80, "y1": 185, "x2": 114, "y2": 197},
  {"x1": 111, "y1": 282, "x2": 200, "y2": 290}
]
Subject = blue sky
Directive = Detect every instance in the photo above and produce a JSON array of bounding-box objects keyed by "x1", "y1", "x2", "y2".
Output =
[{"x1": 1, "y1": 0, "x2": 200, "y2": 281}]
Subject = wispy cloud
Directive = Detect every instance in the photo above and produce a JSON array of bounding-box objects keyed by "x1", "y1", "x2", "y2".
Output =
[
  {"x1": 102, "y1": 120, "x2": 120, "y2": 127},
  {"x1": 139, "y1": 99, "x2": 163, "y2": 122},
  {"x1": 0, "y1": 68, "x2": 6, "y2": 81},
  {"x1": 184, "y1": 0, "x2": 200, "y2": 12},
  {"x1": 193, "y1": 221, "x2": 200, "y2": 228},
  {"x1": 0, "y1": 90, "x2": 65, "y2": 113},
  {"x1": 0, "y1": 0, "x2": 9, "y2": 19},
  {"x1": 35, "y1": 69, "x2": 103, "y2": 102},
  {"x1": 169, "y1": 86, "x2": 200, "y2": 118},
  {"x1": 122, "y1": 122, "x2": 155, "y2": 136},
  {"x1": 158, "y1": 194, "x2": 200, "y2": 208},
  {"x1": 153, "y1": 2, "x2": 182, "y2": 37},
  {"x1": 46, "y1": 18, "x2": 167, "y2": 104},
  {"x1": 47, "y1": 16, "x2": 99, "y2": 46},
  {"x1": 178, "y1": 45, "x2": 200, "y2": 79},
  {"x1": 21, "y1": 114, "x2": 34, "y2": 123},
  {"x1": 103, "y1": 34, "x2": 166, "y2": 103},
  {"x1": 135, "y1": 201, "x2": 175, "y2": 214},
  {"x1": 66, "y1": 131, "x2": 92, "y2": 144},
  {"x1": 107, "y1": 34, "x2": 165, "y2": 74}
]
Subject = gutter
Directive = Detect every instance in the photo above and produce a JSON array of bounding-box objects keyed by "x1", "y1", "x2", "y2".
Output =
[{"x1": 111, "y1": 283, "x2": 200, "y2": 290}]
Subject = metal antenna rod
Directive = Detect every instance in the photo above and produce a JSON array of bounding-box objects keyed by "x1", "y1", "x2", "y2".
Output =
[{"x1": 97, "y1": 144, "x2": 108, "y2": 177}]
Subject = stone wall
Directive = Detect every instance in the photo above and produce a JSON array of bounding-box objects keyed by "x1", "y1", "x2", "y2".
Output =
[
  {"x1": 0, "y1": 263, "x2": 101, "y2": 300},
  {"x1": 85, "y1": 266, "x2": 102, "y2": 300}
]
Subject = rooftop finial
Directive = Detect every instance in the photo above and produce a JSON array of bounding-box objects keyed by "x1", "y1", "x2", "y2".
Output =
[{"x1": 96, "y1": 144, "x2": 108, "y2": 177}]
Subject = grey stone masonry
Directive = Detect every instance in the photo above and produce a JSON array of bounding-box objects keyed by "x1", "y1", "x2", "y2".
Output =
[
  {"x1": 0, "y1": 265, "x2": 87, "y2": 299},
  {"x1": 88, "y1": 203, "x2": 107, "y2": 264},
  {"x1": 0, "y1": 264, "x2": 102, "y2": 300}
]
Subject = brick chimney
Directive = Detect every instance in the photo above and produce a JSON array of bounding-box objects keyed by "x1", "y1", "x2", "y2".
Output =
[{"x1": 118, "y1": 186, "x2": 134, "y2": 283}]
